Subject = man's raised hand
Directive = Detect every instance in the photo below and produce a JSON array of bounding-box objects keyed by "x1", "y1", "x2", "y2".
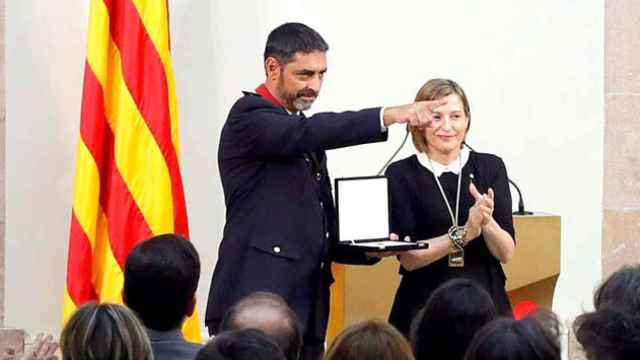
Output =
[{"x1": 383, "y1": 98, "x2": 447, "y2": 128}]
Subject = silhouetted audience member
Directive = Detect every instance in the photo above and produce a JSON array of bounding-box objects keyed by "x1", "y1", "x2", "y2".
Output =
[
  {"x1": 574, "y1": 265, "x2": 640, "y2": 359},
  {"x1": 411, "y1": 278, "x2": 497, "y2": 360},
  {"x1": 464, "y1": 311, "x2": 561, "y2": 360},
  {"x1": 124, "y1": 233, "x2": 202, "y2": 360},
  {"x1": 196, "y1": 329, "x2": 286, "y2": 360},
  {"x1": 323, "y1": 320, "x2": 414, "y2": 360},
  {"x1": 221, "y1": 292, "x2": 302, "y2": 360},
  {"x1": 60, "y1": 302, "x2": 153, "y2": 360}
]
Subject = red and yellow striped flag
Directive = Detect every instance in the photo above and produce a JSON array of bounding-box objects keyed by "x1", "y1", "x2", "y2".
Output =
[{"x1": 63, "y1": 0, "x2": 201, "y2": 342}]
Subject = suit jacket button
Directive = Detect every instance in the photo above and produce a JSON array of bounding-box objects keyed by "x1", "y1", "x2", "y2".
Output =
[
  {"x1": 325, "y1": 232, "x2": 330, "y2": 239},
  {"x1": 316, "y1": 172, "x2": 321, "y2": 181},
  {"x1": 273, "y1": 246, "x2": 281, "y2": 254},
  {"x1": 320, "y1": 201, "x2": 324, "y2": 209}
]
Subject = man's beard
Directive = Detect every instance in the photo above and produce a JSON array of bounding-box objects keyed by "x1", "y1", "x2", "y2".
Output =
[
  {"x1": 277, "y1": 80, "x2": 318, "y2": 112},
  {"x1": 292, "y1": 94, "x2": 316, "y2": 112}
]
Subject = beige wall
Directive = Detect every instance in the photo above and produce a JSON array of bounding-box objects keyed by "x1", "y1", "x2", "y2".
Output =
[{"x1": 603, "y1": 0, "x2": 640, "y2": 278}]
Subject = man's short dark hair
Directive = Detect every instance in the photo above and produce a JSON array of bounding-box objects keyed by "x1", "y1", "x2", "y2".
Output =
[
  {"x1": 264, "y1": 22, "x2": 329, "y2": 64},
  {"x1": 220, "y1": 292, "x2": 302, "y2": 360},
  {"x1": 123, "y1": 233, "x2": 200, "y2": 331},
  {"x1": 196, "y1": 329, "x2": 286, "y2": 360}
]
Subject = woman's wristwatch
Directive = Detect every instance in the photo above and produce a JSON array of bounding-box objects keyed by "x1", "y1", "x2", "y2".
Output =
[{"x1": 448, "y1": 226, "x2": 467, "y2": 249}]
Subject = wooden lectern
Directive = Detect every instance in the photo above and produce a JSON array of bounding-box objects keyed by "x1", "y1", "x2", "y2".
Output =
[{"x1": 327, "y1": 214, "x2": 561, "y2": 342}]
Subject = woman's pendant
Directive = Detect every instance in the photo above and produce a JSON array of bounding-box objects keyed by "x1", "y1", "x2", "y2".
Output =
[
  {"x1": 448, "y1": 248, "x2": 464, "y2": 267},
  {"x1": 448, "y1": 226, "x2": 466, "y2": 268}
]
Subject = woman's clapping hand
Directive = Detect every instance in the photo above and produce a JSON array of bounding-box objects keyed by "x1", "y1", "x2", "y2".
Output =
[{"x1": 465, "y1": 183, "x2": 495, "y2": 242}]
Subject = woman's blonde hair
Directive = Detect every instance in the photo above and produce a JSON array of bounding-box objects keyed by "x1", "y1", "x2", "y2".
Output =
[
  {"x1": 411, "y1": 78, "x2": 471, "y2": 153},
  {"x1": 323, "y1": 320, "x2": 414, "y2": 360},
  {"x1": 60, "y1": 302, "x2": 153, "y2": 360}
]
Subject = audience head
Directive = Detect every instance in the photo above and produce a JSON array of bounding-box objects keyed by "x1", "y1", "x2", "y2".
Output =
[
  {"x1": 592, "y1": 264, "x2": 640, "y2": 312},
  {"x1": 464, "y1": 312, "x2": 561, "y2": 360},
  {"x1": 196, "y1": 328, "x2": 286, "y2": 360},
  {"x1": 323, "y1": 320, "x2": 414, "y2": 360},
  {"x1": 60, "y1": 302, "x2": 153, "y2": 360},
  {"x1": 221, "y1": 291, "x2": 302, "y2": 360},
  {"x1": 574, "y1": 265, "x2": 640, "y2": 360},
  {"x1": 123, "y1": 233, "x2": 200, "y2": 331},
  {"x1": 411, "y1": 78, "x2": 471, "y2": 154},
  {"x1": 411, "y1": 278, "x2": 497, "y2": 360}
]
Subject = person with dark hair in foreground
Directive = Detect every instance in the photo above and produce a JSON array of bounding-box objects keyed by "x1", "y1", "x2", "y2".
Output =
[
  {"x1": 196, "y1": 329, "x2": 286, "y2": 360},
  {"x1": 60, "y1": 302, "x2": 153, "y2": 360},
  {"x1": 323, "y1": 320, "x2": 414, "y2": 360},
  {"x1": 205, "y1": 22, "x2": 447, "y2": 360},
  {"x1": 591, "y1": 264, "x2": 640, "y2": 312},
  {"x1": 411, "y1": 278, "x2": 497, "y2": 360},
  {"x1": 123, "y1": 234, "x2": 202, "y2": 360},
  {"x1": 464, "y1": 312, "x2": 561, "y2": 360},
  {"x1": 573, "y1": 265, "x2": 640, "y2": 359},
  {"x1": 221, "y1": 292, "x2": 303, "y2": 360}
]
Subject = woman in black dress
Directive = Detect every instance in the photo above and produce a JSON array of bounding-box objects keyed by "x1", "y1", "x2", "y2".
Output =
[{"x1": 386, "y1": 79, "x2": 516, "y2": 336}]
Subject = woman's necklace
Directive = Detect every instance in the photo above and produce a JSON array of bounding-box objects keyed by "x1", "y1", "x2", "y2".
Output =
[{"x1": 427, "y1": 154, "x2": 466, "y2": 267}]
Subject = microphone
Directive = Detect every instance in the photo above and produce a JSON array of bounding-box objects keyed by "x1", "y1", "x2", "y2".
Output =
[
  {"x1": 508, "y1": 178, "x2": 534, "y2": 216},
  {"x1": 463, "y1": 142, "x2": 533, "y2": 216}
]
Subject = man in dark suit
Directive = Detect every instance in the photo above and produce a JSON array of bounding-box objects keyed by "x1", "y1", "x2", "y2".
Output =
[
  {"x1": 124, "y1": 234, "x2": 202, "y2": 360},
  {"x1": 205, "y1": 22, "x2": 445, "y2": 360}
]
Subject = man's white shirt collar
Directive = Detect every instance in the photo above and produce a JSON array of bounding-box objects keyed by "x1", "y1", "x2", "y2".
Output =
[{"x1": 416, "y1": 147, "x2": 470, "y2": 176}]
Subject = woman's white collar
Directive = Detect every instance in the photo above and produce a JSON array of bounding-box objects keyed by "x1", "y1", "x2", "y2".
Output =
[{"x1": 416, "y1": 148, "x2": 470, "y2": 176}]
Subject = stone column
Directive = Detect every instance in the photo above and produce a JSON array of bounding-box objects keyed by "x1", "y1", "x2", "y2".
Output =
[
  {"x1": 0, "y1": 0, "x2": 26, "y2": 356},
  {"x1": 569, "y1": 2, "x2": 640, "y2": 359},
  {"x1": 603, "y1": 0, "x2": 640, "y2": 277}
]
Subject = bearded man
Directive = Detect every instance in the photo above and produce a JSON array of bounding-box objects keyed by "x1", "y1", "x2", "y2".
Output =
[{"x1": 205, "y1": 22, "x2": 444, "y2": 360}]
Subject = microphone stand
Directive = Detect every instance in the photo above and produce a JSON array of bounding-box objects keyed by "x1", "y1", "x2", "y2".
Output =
[{"x1": 508, "y1": 178, "x2": 533, "y2": 215}]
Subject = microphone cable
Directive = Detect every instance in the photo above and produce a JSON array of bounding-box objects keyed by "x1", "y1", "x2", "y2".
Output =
[
  {"x1": 377, "y1": 125, "x2": 411, "y2": 176},
  {"x1": 462, "y1": 141, "x2": 476, "y2": 153}
]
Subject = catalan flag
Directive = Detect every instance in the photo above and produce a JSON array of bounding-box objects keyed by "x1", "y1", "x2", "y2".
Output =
[{"x1": 63, "y1": 0, "x2": 200, "y2": 341}]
